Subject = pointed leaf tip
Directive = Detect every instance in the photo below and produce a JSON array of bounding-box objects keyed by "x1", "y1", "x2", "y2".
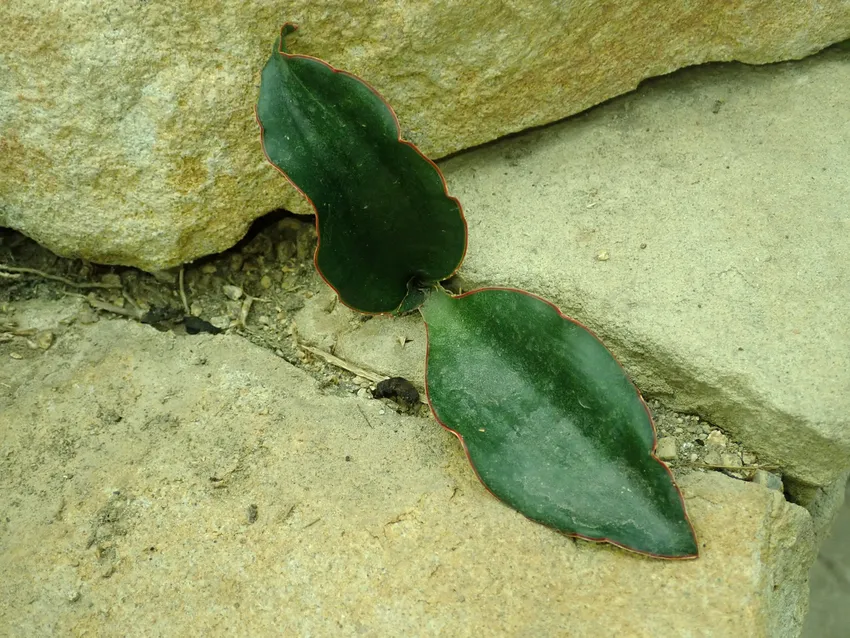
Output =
[{"x1": 421, "y1": 287, "x2": 698, "y2": 558}]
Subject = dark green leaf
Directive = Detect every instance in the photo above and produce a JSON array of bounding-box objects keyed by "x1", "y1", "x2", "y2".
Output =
[
  {"x1": 421, "y1": 287, "x2": 698, "y2": 558},
  {"x1": 257, "y1": 24, "x2": 467, "y2": 313}
]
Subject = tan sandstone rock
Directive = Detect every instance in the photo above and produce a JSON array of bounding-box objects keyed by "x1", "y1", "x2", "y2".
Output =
[
  {"x1": 1, "y1": 1, "x2": 849, "y2": 270},
  {"x1": 0, "y1": 309, "x2": 821, "y2": 636}
]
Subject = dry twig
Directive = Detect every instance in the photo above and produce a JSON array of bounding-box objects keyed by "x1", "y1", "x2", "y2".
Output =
[
  {"x1": 299, "y1": 344, "x2": 428, "y2": 405},
  {"x1": 0, "y1": 264, "x2": 123, "y2": 289},
  {"x1": 300, "y1": 345, "x2": 384, "y2": 383},
  {"x1": 178, "y1": 266, "x2": 190, "y2": 315},
  {"x1": 83, "y1": 294, "x2": 145, "y2": 320}
]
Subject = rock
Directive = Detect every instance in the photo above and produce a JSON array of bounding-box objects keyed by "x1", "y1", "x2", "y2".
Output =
[
  {"x1": 0, "y1": 308, "x2": 825, "y2": 636},
  {"x1": 149, "y1": 270, "x2": 177, "y2": 285},
  {"x1": 292, "y1": 288, "x2": 363, "y2": 356},
  {"x1": 804, "y1": 478, "x2": 850, "y2": 634},
  {"x1": 720, "y1": 452, "x2": 742, "y2": 468},
  {"x1": 2, "y1": 2, "x2": 849, "y2": 270},
  {"x1": 99, "y1": 273, "x2": 122, "y2": 288},
  {"x1": 229, "y1": 254, "x2": 244, "y2": 274},
  {"x1": 209, "y1": 315, "x2": 230, "y2": 330},
  {"x1": 704, "y1": 450, "x2": 724, "y2": 467},
  {"x1": 785, "y1": 471, "x2": 850, "y2": 546},
  {"x1": 656, "y1": 437, "x2": 678, "y2": 461},
  {"x1": 34, "y1": 330, "x2": 54, "y2": 350},
  {"x1": 753, "y1": 470, "x2": 784, "y2": 493},
  {"x1": 442, "y1": 46, "x2": 850, "y2": 487},
  {"x1": 706, "y1": 430, "x2": 728, "y2": 448},
  {"x1": 221, "y1": 285, "x2": 243, "y2": 301}
]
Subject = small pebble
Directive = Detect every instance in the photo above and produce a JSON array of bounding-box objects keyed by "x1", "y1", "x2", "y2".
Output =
[
  {"x1": 373, "y1": 377, "x2": 420, "y2": 408},
  {"x1": 706, "y1": 430, "x2": 728, "y2": 448},
  {"x1": 296, "y1": 231, "x2": 315, "y2": 260},
  {"x1": 752, "y1": 469, "x2": 784, "y2": 492},
  {"x1": 596, "y1": 250, "x2": 609, "y2": 261},
  {"x1": 260, "y1": 275, "x2": 272, "y2": 290},
  {"x1": 184, "y1": 317, "x2": 222, "y2": 335},
  {"x1": 100, "y1": 273, "x2": 122, "y2": 287},
  {"x1": 356, "y1": 388, "x2": 370, "y2": 400},
  {"x1": 230, "y1": 254, "x2": 244, "y2": 272},
  {"x1": 246, "y1": 504, "x2": 258, "y2": 524},
  {"x1": 210, "y1": 316, "x2": 230, "y2": 330},
  {"x1": 675, "y1": 417, "x2": 683, "y2": 424},
  {"x1": 689, "y1": 453, "x2": 699, "y2": 462},
  {"x1": 9, "y1": 352, "x2": 22, "y2": 360},
  {"x1": 222, "y1": 285, "x2": 243, "y2": 301},
  {"x1": 150, "y1": 269, "x2": 177, "y2": 284},
  {"x1": 703, "y1": 450, "x2": 723, "y2": 466},
  {"x1": 720, "y1": 452, "x2": 742, "y2": 467},
  {"x1": 277, "y1": 242, "x2": 296, "y2": 262},
  {"x1": 190, "y1": 302, "x2": 203, "y2": 317},
  {"x1": 36, "y1": 331, "x2": 54, "y2": 350},
  {"x1": 656, "y1": 437, "x2": 678, "y2": 461},
  {"x1": 201, "y1": 264, "x2": 217, "y2": 274},
  {"x1": 78, "y1": 310, "x2": 99, "y2": 324},
  {"x1": 742, "y1": 452, "x2": 757, "y2": 465}
]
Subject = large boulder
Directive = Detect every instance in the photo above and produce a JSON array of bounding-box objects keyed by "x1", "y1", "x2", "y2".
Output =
[
  {"x1": 289, "y1": 44, "x2": 850, "y2": 490},
  {"x1": 0, "y1": 305, "x2": 821, "y2": 636},
  {"x1": 1, "y1": 1, "x2": 849, "y2": 270}
]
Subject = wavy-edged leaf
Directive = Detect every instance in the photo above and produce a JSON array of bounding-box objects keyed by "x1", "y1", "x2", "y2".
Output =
[
  {"x1": 257, "y1": 24, "x2": 467, "y2": 313},
  {"x1": 421, "y1": 287, "x2": 698, "y2": 558}
]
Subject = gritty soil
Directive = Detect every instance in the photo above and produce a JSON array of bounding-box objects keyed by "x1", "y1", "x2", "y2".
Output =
[{"x1": 0, "y1": 216, "x2": 768, "y2": 483}]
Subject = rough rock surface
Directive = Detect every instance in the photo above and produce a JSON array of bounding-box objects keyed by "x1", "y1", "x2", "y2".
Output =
[
  {"x1": 273, "y1": 42, "x2": 850, "y2": 490},
  {"x1": 439, "y1": 46, "x2": 850, "y2": 488},
  {"x1": 2, "y1": 1, "x2": 849, "y2": 269},
  {"x1": 291, "y1": 46, "x2": 850, "y2": 489},
  {"x1": 803, "y1": 480, "x2": 850, "y2": 637},
  {"x1": 0, "y1": 311, "x2": 818, "y2": 636}
]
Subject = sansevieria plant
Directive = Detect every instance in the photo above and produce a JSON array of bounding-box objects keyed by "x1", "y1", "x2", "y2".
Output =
[{"x1": 256, "y1": 23, "x2": 698, "y2": 558}]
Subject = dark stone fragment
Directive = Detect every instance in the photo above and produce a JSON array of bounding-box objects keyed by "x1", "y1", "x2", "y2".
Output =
[
  {"x1": 372, "y1": 377, "x2": 420, "y2": 407},
  {"x1": 183, "y1": 316, "x2": 222, "y2": 335}
]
